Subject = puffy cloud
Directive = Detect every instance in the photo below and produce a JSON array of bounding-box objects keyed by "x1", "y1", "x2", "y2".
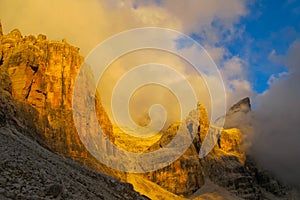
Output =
[
  {"x1": 222, "y1": 56, "x2": 245, "y2": 80},
  {"x1": 97, "y1": 48, "x2": 212, "y2": 129},
  {"x1": 226, "y1": 80, "x2": 252, "y2": 111},
  {"x1": 133, "y1": 0, "x2": 247, "y2": 34},
  {"x1": 0, "y1": 0, "x2": 248, "y2": 55},
  {"x1": 219, "y1": 56, "x2": 253, "y2": 108},
  {"x1": 0, "y1": 0, "x2": 181, "y2": 55},
  {"x1": 267, "y1": 71, "x2": 289, "y2": 86},
  {"x1": 0, "y1": 0, "x2": 251, "y2": 128},
  {"x1": 252, "y1": 40, "x2": 300, "y2": 186}
]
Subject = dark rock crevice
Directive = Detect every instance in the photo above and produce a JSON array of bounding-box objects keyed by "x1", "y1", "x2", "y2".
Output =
[
  {"x1": 24, "y1": 81, "x2": 33, "y2": 100},
  {"x1": 35, "y1": 89, "x2": 47, "y2": 96},
  {"x1": 29, "y1": 64, "x2": 38, "y2": 74},
  {"x1": 0, "y1": 54, "x2": 3, "y2": 66}
]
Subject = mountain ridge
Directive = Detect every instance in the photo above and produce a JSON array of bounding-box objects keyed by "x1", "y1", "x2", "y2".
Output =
[{"x1": 0, "y1": 22, "x2": 299, "y2": 200}]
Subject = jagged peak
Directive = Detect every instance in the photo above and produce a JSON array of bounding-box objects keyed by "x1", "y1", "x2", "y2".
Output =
[
  {"x1": 0, "y1": 23, "x2": 80, "y2": 54},
  {"x1": 228, "y1": 97, "x2": 251, "y2": 115},
  {"x1": 37, "y1": 34, "x2": 47, "y2": 41},
  {"x1": 9, "y1": 28, "x2": 22, "y2": 39}
]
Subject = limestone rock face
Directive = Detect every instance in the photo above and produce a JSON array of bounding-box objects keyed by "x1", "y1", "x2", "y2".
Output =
[
  {"x1": 200, "y1": 126, "x2": 259, "y2": 200},
  {"x1": 146, "y1": 145, "x2": 203, "y2": 196},
  {"x1": 0, "y1": 27, "x2": 116, "y2": 176},
  {"x1": 218, "y1": 128, "x2": 245, "y2": 162},
  {"x1": 145, "y1": 104, "x2": 209, "y2": 196},
  {"x1": 200, "y1": 98, "x2": 291, "y2": 200}
]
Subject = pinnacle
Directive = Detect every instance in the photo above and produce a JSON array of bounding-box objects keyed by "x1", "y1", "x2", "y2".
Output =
[{"x1": 228, "y1": 97, "x2": 251, "y2": 115}]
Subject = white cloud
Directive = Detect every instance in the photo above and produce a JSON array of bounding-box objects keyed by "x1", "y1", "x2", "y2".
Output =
[
  {"x1": 0, "y1": 0, "x2": 252, "y2": 123},
  {"x1": 267, "y1": 71, "x2": 289, "y2": 85},
  {"x1": 0, "y1": 0, "x2": 181, "y2": 55},
  {"x1": 134, "y1": 0, "x2": 247, "y2": 33},
  {"x1": 217, "y1": 55, "x2": 253, "y2": 109},
  {"x1": 222, "y1": 56, "x2": 245, "y2": 80},
  {"x1": 252, "y1": 40, "x2": 300, "y2": 186}
]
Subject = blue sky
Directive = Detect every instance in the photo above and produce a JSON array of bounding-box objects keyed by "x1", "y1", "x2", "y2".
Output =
[
  {"x1": 223, "y1": 0, "x2": 300, "y2": 93},
  {"x1": 185, "y1": 0, "x2": 300, "y2": 94}
]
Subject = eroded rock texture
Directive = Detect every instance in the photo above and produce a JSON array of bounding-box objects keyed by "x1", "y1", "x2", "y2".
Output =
[
  {"x1": 145, "y1": 104, "x2": 209, "y2": 196},
  {"x1": 0, "y1": 26, "x2": 118, "y2": 177},
  {"x1": 201, "y1": 98, "x2": 291, "y2": 200},
  {"x1": 0, "y1": 88, "x2": 148, "y2": 200}
]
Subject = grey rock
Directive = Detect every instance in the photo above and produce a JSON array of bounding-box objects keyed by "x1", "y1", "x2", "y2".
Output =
[
  {"x1": 0, "y1": 89, "x2": 149, "y2": 200},
  {"x1": 228, "y1": 97, "x2": 251, "y2": 115},
  {"x1": 45, "y1": 184, "x2": 63, "y2": 197}
]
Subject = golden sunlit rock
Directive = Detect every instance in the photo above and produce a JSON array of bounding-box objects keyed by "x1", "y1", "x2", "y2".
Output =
[
  {"x1": 0, "y1": 22, "x2": 295, "y2": 200},
  {"x1": 0, "y1": 28, "x2": 118, "y2": 177}
]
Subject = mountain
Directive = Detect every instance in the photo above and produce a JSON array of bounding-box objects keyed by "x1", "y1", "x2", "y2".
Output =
[
  {"x1": 1, "y1": 22, "x2": 299, "y2": 199},
  {"x1": 0, "y1": 24, "x2": 123, "y2": 177},
  {"x1": 202, "y1": 98, "x2": 299, "y2": 200}
]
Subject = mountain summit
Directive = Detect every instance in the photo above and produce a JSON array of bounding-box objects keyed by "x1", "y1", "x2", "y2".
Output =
[
  {"x1": 228, "y1": 97, "x2": 251, "y2": 115},
  {"x1": 0, "y1": 22, "x2": 299, "y2": 200}
]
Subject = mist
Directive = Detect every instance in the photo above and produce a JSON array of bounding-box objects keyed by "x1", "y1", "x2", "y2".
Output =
[{"x1": 252, "y1": 40, "x2": 300, "y2": 186}]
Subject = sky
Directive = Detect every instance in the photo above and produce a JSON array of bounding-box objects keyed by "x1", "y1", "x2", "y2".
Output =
[
  {"x1": 1, "y1": 0, "x2": 300, "y2": 186},
  {"x1": 0, "y1": 0, "x2": 299, "y2": 97},
  {"x1": 234, "y1": 0, "x2": 300, "y2": 93}
]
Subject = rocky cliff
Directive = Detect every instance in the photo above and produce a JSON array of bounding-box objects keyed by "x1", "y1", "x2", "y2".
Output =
[
  {"x1": 200, "y1": 98, "x2": 297, "y2": 200},
  {"x1": 0, "y1": 23, "x2": 208, "y2": 198},
  {"x1": 0, "y1": 22, "x2": 211, "y2": 199},
  {"x1": 108, "y1": 104, "x2": 209, "y2": 197},
  {"x1": 0, "y1": 88, "x2": 148, "y2": 200},
  {"x1": 142, "y1": 96, "x2": 298, "y2": 199},
  {"x1": 144, "y1": 103, "x2": 208, "y2": 196},
  {"x1": 1, "y1": 22, "x2": 299, "y2": 200},
  {"x1": 0, "y1": 25, "x2": 119, "y2": 178}
]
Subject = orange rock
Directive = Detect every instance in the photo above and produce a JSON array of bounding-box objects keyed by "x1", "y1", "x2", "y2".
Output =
[{"x1": 0, "y1": 28, "x2": 117, "y2": 177}]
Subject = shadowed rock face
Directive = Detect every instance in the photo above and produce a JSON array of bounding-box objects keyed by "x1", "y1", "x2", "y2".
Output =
[
  {"x1": 201, "y1": 152, "x2": 289, "y2": 200},
  {"x1": 200, "y1": 98, "x2": 293, "y2": 200},
  {"x1": 0, "y1": 88, "x2": 148, "y2": 200}
]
